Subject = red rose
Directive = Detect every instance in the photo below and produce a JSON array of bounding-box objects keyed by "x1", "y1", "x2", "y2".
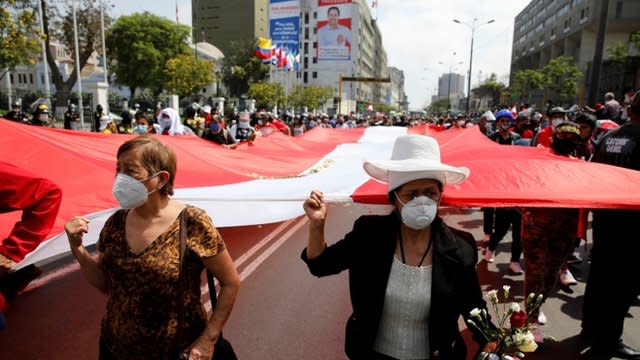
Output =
[{"x1": 510, "y1": 310, "x2": 527, "y2": 328}]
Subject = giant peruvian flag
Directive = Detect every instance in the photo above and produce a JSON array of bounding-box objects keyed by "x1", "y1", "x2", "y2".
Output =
[{"x1": 2, "y1": 120, "x2": 640, "y2": 267}]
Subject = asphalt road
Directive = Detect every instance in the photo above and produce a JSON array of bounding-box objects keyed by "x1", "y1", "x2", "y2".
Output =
[{"x1": 1, "y1": 207, "x2": 638, "y2": 360}]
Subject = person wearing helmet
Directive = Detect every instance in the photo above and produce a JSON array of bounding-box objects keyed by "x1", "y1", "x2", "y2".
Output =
[
  {"x1": 4, "y1": 101, "x2": 28, "y2": 123},
  {"x1": 531, "y1": 107, "x2": 566, "y2": 148},
  {"x1": 30, "y1": 104, "x2": 52, "y2": 127},
  {"x1": 94, "y1": 104, "x2": 105, "y2": 132},
  {"x1": 64, "y1": 103, "x2": 80, "y2": 130}
]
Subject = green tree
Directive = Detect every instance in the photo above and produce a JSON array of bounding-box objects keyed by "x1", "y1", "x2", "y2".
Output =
[
  {"x1": 427, "y1": 98, "x2": 450, "y2": 114},
  {"x1": 107, "y1": 12, "x2": 190, "y2": 97},
  {"x1": 632, "y1": 31, "x2": 640, "y2": 52},
  {"x1": 221, "y1": 39, "x2": 270, "y2": 98},
  {"x1": 473, "y1": 73, "x2": 507, "y2": 107},
  {"x1": 164, "y1": 54, "x2": 215, "y2": 97},
  {"x1": 0, "y1": 1, "x2": 41, "y2": 77},
  {"x1": 38, "y1": 0, "x2": 110, "y2": 107},
  {"x1": 540, "y1": 56, "x2": 582, "y2": 102},
  {"x1": 288, "y1": 85, "x2": 333, "y2": 112},
  {"x1": 247, "y1": 81, "x2": 285, "y2": 109},
  {"x1": 510, "y1": 69, "x2": 546, "y2": 103},
  {"x1": 305, "y1": 84, "x2": 333, "y2": 111},
  {"x1": 607, "y1": 41, "x2": 630, "y2": 67}
]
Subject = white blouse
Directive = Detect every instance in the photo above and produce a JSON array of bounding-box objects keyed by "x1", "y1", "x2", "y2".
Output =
[{"x1": 373, "y1": 256, "x2": 432, "y2": 359}]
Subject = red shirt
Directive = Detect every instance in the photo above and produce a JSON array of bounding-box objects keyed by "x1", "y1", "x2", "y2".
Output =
[
  {"x1": 271, "y1": 119, "x2": 290, "y2": 135},
  {"x1": 535, "y1": 127, "x2": 553, "y2": 148}
]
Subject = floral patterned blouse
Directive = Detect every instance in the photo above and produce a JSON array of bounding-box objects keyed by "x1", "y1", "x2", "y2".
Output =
[{"x1": 97, "y1": 206, "x2": 225, "y2": 360}]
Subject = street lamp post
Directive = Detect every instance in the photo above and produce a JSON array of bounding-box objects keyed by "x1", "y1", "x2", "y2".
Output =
[
  {"x1": 71, "y1": 0, "x2": 85, "y2": 129},
  {"x1": 454, "y1": 18, "x2": 495, "y2": 115},
  {"x1": 37, "y1": 0, "x2": 51, "y2": 103},
  {"x1": 100, "y1": 0, "x2": 109, "y2": 114}
]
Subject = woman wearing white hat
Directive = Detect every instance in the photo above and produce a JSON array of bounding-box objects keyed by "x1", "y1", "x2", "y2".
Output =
[{"x1": 302, "y1": 134, "x2": 490, "y2": 360}]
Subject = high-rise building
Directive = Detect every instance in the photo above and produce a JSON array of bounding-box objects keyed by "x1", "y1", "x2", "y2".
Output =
[
  {"x1": 387, "y1": 66, "x2": 408, "y2": 110},
  {"x1": 191, "y1": 0, "x2": 269, "y2": 55},
  {"x1": 510, "y1": 0, "x2": 640, "y2": 103},
  {"x1": 299, "y1": 0, "x2": 390, "y2": 113},
  {"x1": 437, "y1": 73, "x2": 465, "y2": 98}
]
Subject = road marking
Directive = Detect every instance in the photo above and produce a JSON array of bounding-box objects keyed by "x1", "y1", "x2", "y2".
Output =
[
  {"x1": 238, "y1": 217, "x2": 308, "y2": 282},
  {"x1": 203, "y1": 217, "x2": 306, "y2": 312},
  {"x1": 233, "y1": 219, "x2": 296, "y2": 270}
]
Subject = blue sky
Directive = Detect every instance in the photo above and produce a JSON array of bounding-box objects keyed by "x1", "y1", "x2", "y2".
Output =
[{"x1": 109, "y1": 0, "x2": 531, "y2": 110}]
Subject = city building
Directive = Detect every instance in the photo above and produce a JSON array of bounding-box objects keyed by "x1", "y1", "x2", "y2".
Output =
[
  {"x1": 437, "y1": 72, "x2": 465, "y2": 111},
  {"x1": 511, "y1": 0, "x2": 640, "y2": 103},
  {"x1": 191, "y1": 0, "x2": 269, "y2": 56},
  {"x1": 0, "y1": 40, "x2": 102, "y2": 96},
  {"x1": 299, "y1": 0, "x2": 391, "y2": 114},
  {"x1": 387, "y1": 66, "x2": 408, "y2": 111},
  {"x1": 438, "y1": 72, "x2": 465, "y2": 99}
]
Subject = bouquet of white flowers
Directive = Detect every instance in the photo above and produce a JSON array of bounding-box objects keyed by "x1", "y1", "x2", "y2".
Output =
[{"x1": 468, "y1": 286, "x2": 546, "y2": 360}]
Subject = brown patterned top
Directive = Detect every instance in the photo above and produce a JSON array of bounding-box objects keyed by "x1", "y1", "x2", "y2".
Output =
[{"x1": 97, "y1": 206, "x2": 225, "y2": 360}]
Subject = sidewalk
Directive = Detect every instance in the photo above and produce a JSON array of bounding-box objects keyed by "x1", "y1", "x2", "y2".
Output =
[{"x1": 443, "y1": 208, "x2": 640, "y2": 360}]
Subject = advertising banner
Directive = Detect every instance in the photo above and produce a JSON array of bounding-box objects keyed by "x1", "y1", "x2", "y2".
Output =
[
  {"x1": 269, "y1": 0, "x2": 300, "y2": 57},
  {"x1": 317, "y1": 0, "x2": 352, "y2": 61}
]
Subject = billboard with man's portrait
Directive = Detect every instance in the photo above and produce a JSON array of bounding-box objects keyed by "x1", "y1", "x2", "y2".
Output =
[{"x1": 316, "y1": 0, "x2": 352, "y2": 61}]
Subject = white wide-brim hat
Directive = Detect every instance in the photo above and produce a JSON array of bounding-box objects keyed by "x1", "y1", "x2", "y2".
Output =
[{"x1": 363, "y1": 134, "x2": 470, "y2": 191}]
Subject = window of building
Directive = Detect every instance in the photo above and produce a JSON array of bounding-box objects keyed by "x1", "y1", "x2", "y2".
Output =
[
  {"x1": 29, "y1": 74, "x2": 34, "y2": 84},
  {"x1": 305, "y1": 28, "x2": 309, "y2": 40},
  {"x1": 313, "y1": 11, "x2": 317, "y2": 19},
  {"x1": 304, "y1": 72, "x2": 308, "y2": 83},
  {"x1": 304, "y1": 13, "x2": 309, "y2": 24},
  {"x1": 304, "y1": 57, "x2": 308, "y2": 68},
  {"x1": 303, "y1": 42, "x2": 309, "y2": 53},
  {"x1": 40, "y1": 74, "x2": 44, "y2": 84},
  {"x1": 10, "y1": 74, "x2": 14, "y2": 83},
  {"x1": 616, "y1": 1, "x2": 623, "y2": 19},
  {"x1": 557, "y1": 4, "x2": 570, "y2": 16},
  {"x1": 312, "y1": 72, "x2": 318, "y2": 79},
  {"x1": 313, "y1": 41, "x2": 317, "y2": 49},
  {"x1": 313, "y1": 27, "x2": 317, "y2": 34},
  {"x1": 313, "y1": 57, "x2": 317, "y2": 64}
]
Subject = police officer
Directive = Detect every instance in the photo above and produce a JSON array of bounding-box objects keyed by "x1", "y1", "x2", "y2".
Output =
[
  {"x1": 4, "y1": 101, "x2": 28, "y2": 123},
  {"x1": 582, "y1": 90, "x2": 640, "y2": 359},
  {"x1": 64, "y1": 103, "x2": 80, "y2": 130},
  {"x1": 30, "y1": 104, "x2": 52, "y2": 127},
  {"x1": 93, "y1": 104, "x2": 105, "y2": 132}
]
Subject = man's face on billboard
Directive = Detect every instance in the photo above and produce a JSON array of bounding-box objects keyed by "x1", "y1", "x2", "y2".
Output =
[{"x1": 328, "y1": 8, "x2": 339, "y2": 27}]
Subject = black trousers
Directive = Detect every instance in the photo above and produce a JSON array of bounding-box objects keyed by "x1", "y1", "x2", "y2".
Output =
[
  {"x1": 482, "y1": 208, "x2": 495, "y2": 235},
  {"x1": 487, "y1": 208, "x2": 522, "y2": 263},
  {"x1": 582, "y1": 211, "x2": 640, "y2": 346}
]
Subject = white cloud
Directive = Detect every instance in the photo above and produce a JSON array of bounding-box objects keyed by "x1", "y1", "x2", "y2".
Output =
[
  {"x1": 109, "y1": 0, "x2": 529, "y2": 110},
  {"x1": 376, "y1": 0, "x2": 530, "y2": 109}
]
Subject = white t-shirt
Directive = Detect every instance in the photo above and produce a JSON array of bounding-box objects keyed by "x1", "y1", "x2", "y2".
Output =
[{"x1": 317, "y1": 24, "x2": 351, "y2": 47}]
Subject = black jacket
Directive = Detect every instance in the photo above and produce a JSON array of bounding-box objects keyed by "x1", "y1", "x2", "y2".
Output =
[{"x1": 301, "y1": 214, "x2": 487, "y2": 360}]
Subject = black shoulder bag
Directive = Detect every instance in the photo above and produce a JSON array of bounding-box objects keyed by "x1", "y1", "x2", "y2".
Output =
[{"x1": 174, "y1": 209, "x2": 238, "y2": 360}]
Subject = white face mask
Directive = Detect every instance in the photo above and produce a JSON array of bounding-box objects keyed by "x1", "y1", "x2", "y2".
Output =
[
  {"x1": 239, "y1": 121, "x2": 250, "y2": 129},
  {"x1": 112, "y1": 172, "x2": 161, "y2": 209},
  {"x1": 457, "y1": 120, "x2": 466, "y2": 127},
  {"x1": 396, "y1": 195, "x2": 438, "y2": 230}
]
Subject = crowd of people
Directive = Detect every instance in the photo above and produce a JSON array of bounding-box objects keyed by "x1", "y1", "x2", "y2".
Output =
[{"x1": 1, "y1": 88, "x2": 639, "y2": 359}]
